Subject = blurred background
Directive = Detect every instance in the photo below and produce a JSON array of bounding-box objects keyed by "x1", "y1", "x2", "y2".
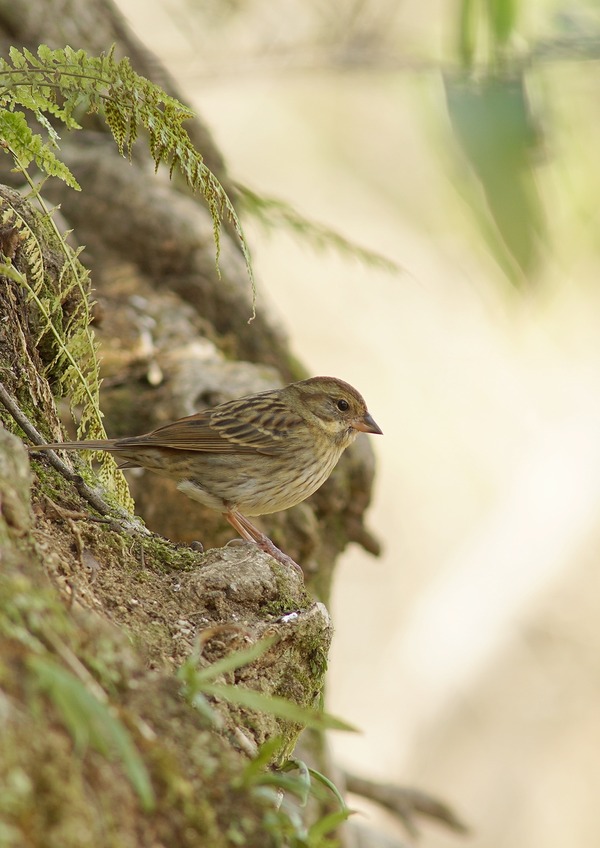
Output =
[{"x1": 114, "y1": 2, "x2": 600, "y2": 845}]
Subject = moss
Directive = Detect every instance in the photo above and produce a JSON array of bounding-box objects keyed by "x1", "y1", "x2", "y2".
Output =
[
  {"x1": 137, "y1": 534, "x2": 205, "y2": 573},
  {"x1": 307, "y1": 642, "x2": 330, "y2": 681},
  {"x1": 258, "y1": 563, "x2": 312, "y2": 619},
  {"x1": 0, "y1": 542, "x2": 286, "y2": 848}
]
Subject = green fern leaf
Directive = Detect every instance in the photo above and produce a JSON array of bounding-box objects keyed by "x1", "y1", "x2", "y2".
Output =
[
  {"x1": 0, "y1": 43, "x2": 258, "y2": 503},
  {"x1": 0, "y1": 110, "x2": 80, "y2": 190},
  {"x1": 0, "y1": 194, "x2": 134, "y2": 511},
  {"x1": 0, "y1": 44, "x2": 255, "y2": 307}
]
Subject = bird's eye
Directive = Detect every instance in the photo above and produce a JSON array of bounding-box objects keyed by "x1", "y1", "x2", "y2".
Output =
[{"x1": 336, "y1": 398, "x2": 350, "y2": 412}]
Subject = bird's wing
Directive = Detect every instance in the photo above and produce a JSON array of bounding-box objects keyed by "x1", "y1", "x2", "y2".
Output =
[{"x1": 117, "y1": 395, "x2": 304, "y2": 455}]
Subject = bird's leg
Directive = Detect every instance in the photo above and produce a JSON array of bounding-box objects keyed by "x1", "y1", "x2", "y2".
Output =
[{"x1": 225, "y1": 509, "x2": 303, "y2": 575}]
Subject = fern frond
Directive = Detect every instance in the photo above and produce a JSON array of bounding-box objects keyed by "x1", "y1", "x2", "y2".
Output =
[
  {"x1": 0, "y1": 192, "x2": 133, "y2": 510},
  {"x1": 0, "y1": 45, "x2": 255, "y2": 309},
  {"x1": 0, "y1": 44, "x2": 258, "y2": 504},
  {"x1": 0, "y1": 110, "x2": 80, "y2": 189},
  {"x1": 236, "y1": 183, "x2": 401, "y2": 275}
]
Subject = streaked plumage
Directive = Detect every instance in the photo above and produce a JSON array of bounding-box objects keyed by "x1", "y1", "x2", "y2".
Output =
[{"x1": 29, "y1": 376, "x2": 382, "y2": 569}]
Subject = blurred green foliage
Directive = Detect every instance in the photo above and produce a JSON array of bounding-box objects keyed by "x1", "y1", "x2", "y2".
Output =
[
  {"x1": 449, "y1": 0, "x2": 546, "y2": 285},
  {"x1": 445, "y1": 72, "x2": 545, "y2": 285}
]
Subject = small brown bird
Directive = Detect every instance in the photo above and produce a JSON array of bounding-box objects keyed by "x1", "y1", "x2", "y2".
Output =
[{"x1": 29, "y1": 376, "x2": 382, "y2": 570}]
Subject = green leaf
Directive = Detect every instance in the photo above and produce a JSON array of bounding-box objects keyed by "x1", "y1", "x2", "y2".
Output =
[
  {"x1": 0, "y1": 44, "x2": 256, "y2": 313},
  {"x1": 280, "y1": 760, "x2": 349, "y2": 810},
  {"x1": 308, "y1": 808, "x2": 353, "y2": 841},
  {"x1": 0, "y1": 109, "x2": 80, "y2": 190},
  {"x1": 177, "y1": 637, "x2": 279, "y2": 713},
  {"x1": 444, "y1": 72, "x2": 545, "y2": 284},
  {"x1": 307, "y1": 767, "x2": 349, "y2": 811},
  {"x1": 201, "y1": 681, "x2": 358, "y2": 733},
  {"x1": 187, "y1": 636, "x2": 278, "y2": 686},
  {"x1": 253, "y1": 771, "x2": 313, "y2": 804},
  {"x1": 0, "y1": 193, "x2": 134, "y2": 509},
  {"x1": 487, "y1": 0, "x2": 518, "y2": 46},
  {"x1": 236, "y1": 736, "x2": 285, "y2": 788},
  {"x1": 29, "y1": 656, "x2": 155, "y2": 811},
  {"x1": 457, "y1": 0, "x2": 477, "y2": 69}
]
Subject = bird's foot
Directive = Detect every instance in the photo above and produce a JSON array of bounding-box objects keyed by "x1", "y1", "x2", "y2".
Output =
[
  {"x1": 254, "y1": 535, "x2": 304, "y2": 575},
  {"x1": 225, "y1": 509, "x2": 303, "y2": 576}
]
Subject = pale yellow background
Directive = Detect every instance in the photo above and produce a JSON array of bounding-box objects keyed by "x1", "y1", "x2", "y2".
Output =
[{"x1": 114, "y1": 3, "x2": 600, "y2": 846}]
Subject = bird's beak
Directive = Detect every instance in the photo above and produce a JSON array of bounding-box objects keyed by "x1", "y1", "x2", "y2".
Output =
[{"x1": 354, "y1": 413, "x2": 383, "y2": 435}]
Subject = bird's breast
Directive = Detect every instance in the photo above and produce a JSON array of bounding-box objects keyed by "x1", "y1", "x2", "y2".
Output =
[{"x1": 236, "y1": 442, "x2": 345, "y2": 516}]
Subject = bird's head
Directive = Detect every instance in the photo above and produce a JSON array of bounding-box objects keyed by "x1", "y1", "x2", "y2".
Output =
[{"x1": 289, "y1": 376, "x2": 382, "y2": 446}]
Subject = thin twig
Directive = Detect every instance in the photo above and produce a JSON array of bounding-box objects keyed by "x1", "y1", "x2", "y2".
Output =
[
  {"x1": 0, "y1": 380, "x2": 143, "y2": 531},
  {"x1": 345, "y1": 771, "x2": 469, "y2": 838}
]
